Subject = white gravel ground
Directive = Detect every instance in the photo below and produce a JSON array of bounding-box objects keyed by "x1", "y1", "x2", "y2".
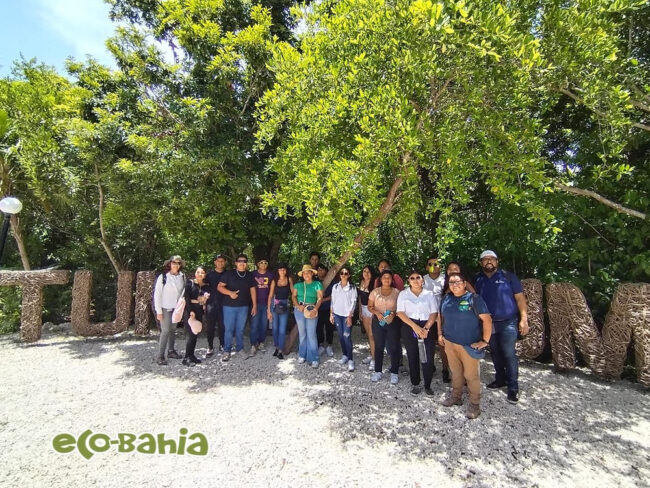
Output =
[{"x1": 0, "y1": 323, "x2": 648, "y2": 488}]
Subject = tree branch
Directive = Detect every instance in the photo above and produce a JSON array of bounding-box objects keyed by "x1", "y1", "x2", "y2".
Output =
[
  {"x1": 555, "y1": 182, "x2": 646, "y2": 220},
  {"x1": 9, "y1": 215, "x2": 30, "y2": 270},
  {"x1": 557, "y1": 87, "x2": 650, "y2": 132}
]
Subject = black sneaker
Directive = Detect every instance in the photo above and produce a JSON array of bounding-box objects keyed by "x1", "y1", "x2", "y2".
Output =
[
  {"x1": 277, "y1": 352, "x2": 284, "y2": 360},
  {"x1": 190, "y1": 356, "x2": 202, "y2": 364},
  {"x1": 156, "y1": 357, "x2": 167, "y2": 366},
  {"x1": 507, "y1": 391, "x2": 519, "y2": 404},
  {"x1": 410, "y1": 386, "x2": 422, "y2": 396},
  {"x1": 167, "y1": 350, "x2": 182, "y2": 359},
  {"x1": 442, "y1": 369, "x2": 451, "y2": 383},
  {"x1": 182, "y1": 358, "x2": 191, "y2": 366},
  {"x1": 273, "y1": 349, "x2": 279, "y2": 357},
  {"x1": 424, "y1": 387, "x2": 434, "y2": 396},
  {"x1": 487, "y1": 380, "x2": 506, "y2": 389}
]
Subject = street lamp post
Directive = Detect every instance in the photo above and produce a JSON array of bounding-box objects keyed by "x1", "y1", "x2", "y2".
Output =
[{"x1": 0, "y1": 196, "x2": 23, "y2": 267}]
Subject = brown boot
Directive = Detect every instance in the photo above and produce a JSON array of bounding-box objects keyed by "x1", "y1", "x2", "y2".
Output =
[
  {"x1": 442, "y1": 391, "x2": 463, "y2": 407},
  {"x1": 466, "y1": 403, "x2": 481, "y2": 419}
]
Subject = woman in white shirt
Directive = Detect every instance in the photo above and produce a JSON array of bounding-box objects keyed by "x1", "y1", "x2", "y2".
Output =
[
  {"x1": 153, "y1": 255, "x2": 186, "y2": 365},
  {"x1": 330, "y1": 266, "x2": 358, "y2": 372},
  {"x1": 396, "y1": 270, "x2": 439, "y2": 396}
]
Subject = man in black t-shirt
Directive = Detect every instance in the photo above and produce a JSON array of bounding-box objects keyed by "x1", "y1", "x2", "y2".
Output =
[
  {"x1": 205, "y1": 254, "x2": 227, "y2": 357},
  {"x1": 218, "y1": 254, "x2": 257, "y2": 361}
]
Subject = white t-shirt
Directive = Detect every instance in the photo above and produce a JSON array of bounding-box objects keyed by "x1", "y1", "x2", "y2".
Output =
[
  {"x1": 423, "y1": 273, "x2": 445, "y2": 297},
  {"x1": 330, "y1": 282, "x2": 358, "y2": 317},
  {"x1": 154, "y1": 272, "x2": 185, "y2": 314},
  {"x1": 396, "y1": 288, "x2": 439, "y2": 321}
]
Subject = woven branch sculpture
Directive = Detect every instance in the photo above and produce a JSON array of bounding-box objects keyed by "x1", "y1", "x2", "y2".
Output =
[
  {"x1": 546, "y1": 282, "x2": 650, "y2": 387},
  {"x1": 70, "y1": 270, "x2": 135, "y2": 336},
  {"x1": 516, "y1": 279, "x2": 545, "y2": 360},
  {"x1": 0, "y1": 270, "x2": 70, "y2": 342},
  {"x1": 134, "y1": 271, "x2": 156, "y2": 336}
]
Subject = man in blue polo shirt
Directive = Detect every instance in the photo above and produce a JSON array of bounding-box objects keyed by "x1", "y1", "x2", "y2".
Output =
[{"x1": 474, "y1": 250, "x2": 529, "y2": 404}]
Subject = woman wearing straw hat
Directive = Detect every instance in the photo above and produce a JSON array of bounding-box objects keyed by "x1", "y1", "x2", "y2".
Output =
[
  {"x1": 153, "y1": 255, "x2": 186, "y2": 365},
  {"x1": 292, "y1": 265, "x2": 324, "y2": 368}
]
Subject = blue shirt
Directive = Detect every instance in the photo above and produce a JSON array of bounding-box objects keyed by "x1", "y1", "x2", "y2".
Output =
[
  {"x1": 441, "y1": 292, "x2": 490, "y2": 346},
  {"x1": 474, "y1": 269, "x2": 523, "y2": 321}
]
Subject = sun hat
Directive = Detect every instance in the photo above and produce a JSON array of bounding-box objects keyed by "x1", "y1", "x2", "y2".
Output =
[{"x1": 297, "y1": 264, "x2": 317, "y2": 277}]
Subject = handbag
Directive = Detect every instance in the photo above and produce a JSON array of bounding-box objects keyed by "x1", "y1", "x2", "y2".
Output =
[
  {"x1": 302, "y1": 285, "x2": 318, "y2": 319},
  {"x1": 188, "y1": 312, "x2": 203, "y2": 334},
  {"x1": 171, "y1": 296, "x2": 186, "y2": 323},
  {"x1": 274, "y1": 298, "x2": 289, "y2": 314}
]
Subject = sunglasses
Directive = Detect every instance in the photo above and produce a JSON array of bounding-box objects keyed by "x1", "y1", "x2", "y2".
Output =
[
  {"x1": 408, "y1": 276, "x2": 422, "y2": 281},
  {"x1": 449, "y1": 280, "x2": 465, "y2": 285},
  {"x1": 340, "y1": 271, "x2": 349, "y2": 276},
  {"x1": 258, "y1": 261, "x2": 268, "y2": 265}
]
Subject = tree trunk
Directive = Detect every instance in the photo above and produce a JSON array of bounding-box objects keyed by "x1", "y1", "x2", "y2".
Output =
[
  {"x1": 322, "y1": 173, "x2": 404, "y2": 287},
  {"x1": 94, "y1": 164, "x2": 122, "y2": 273},
  {"x1": 9, "y1": 214, "x2": 30, "y2": 270}
]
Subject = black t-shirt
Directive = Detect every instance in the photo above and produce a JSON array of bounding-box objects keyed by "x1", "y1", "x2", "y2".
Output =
[
  {"x1": 219, "y1": 270, "x2": 256, "y2": 307},
  {"x1": 206, "y1": 269, "x2": 225, "y2": 305},
  {"x1": 274, "y1": 283, "x2": 291, "y2": 300}
]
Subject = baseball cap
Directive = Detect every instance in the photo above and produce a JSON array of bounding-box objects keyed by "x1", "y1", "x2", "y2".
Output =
[{"x1": 479, "y1": 250, "x2": 498, "y2": 260}]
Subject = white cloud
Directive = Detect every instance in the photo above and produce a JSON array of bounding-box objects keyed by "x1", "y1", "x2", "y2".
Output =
[{"x1": 33, "y1": 0, "x2": 117, "y2": 66}]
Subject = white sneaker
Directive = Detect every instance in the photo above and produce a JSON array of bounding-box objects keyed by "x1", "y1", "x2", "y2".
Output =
[
  {"x1": 371, "y1": 372, "x2": 383, "y2": 382},
  {"x1": 248, "y1": 345, "x2": 257, "y2": 357},
  {"x1": 362, "y1": 355, "x2": 372, "y2": 365},
  {"x1": 368, "y1": 359, "x2": 375, "y2": 371},
  {"x1": 348, "y1": 360, "x2": 355, "y2": 372},
  {"x1": 298, "y1": 357, "x2": 306, "y2": 364},
  {"x1": 326, "y1": 346, "x2": 334, "y2": 357},
  {"x1": 311, "y1": 361, "x2": 319, "y2": 368},
  {"x1": 338, "y1": 355, "x2": 349, "y2": 365},
  {"x1": 258, "y1": 342, "x2": 266, "y2": 352},
  {"x1": 318, "y1": 346, "x2": 325, "y2": 356},
  {"x1": 390, "y1": 373, "x2": 399, "y2": 385}
]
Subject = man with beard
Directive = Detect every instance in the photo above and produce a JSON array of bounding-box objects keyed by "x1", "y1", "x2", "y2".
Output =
[{"x1": 474, "y1": 250, "x2": 528, "y2": 404}]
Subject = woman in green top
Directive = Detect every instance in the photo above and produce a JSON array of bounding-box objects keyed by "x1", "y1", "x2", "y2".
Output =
[{"x1": 292, "y1": 264, "x2": 324, "y2": 368}]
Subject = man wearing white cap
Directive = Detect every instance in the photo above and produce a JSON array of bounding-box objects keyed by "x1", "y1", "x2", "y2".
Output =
[{"x1": 474, "y1": 250, "x2": 528, "y2": 404}]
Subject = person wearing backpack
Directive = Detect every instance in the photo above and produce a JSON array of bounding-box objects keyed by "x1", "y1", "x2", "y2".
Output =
[
  {"x1": 439, "y1": 272, "x2": 492, "y2": 419},
  {"x1": 153, "y1": 256, "x2": 186, "y2": 365},
  {"x1": 474, "y1": 250, "x2": 529, "y2": 404}
]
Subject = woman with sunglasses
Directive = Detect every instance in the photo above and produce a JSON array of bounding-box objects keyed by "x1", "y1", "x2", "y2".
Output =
[
  {"x1": 367, "y1": 269, "x2": 401, "y2": 384},
  {"x1": 218, "y1": 253, "x2": 257, "y2": 362},
  {"x1": 330, "y1": 266, "x2": 358, "y2": 371},
  {"x1": 396, "y1": 270, "x2": 439, "y2": 395},
  {"x1": 439, "y1": 272, "x2": 492, "y2": 419},
  {"x1": 267, "y1": 263, "x2": 294, "y2": 359},
  {"x1": 182, "y1": 266, "x2": 210, "y2": 366},
  {"x1": 153, "y1": 256, "x2": 186, "y2": 365},
  {"x1": 292, "y1": 265, "x2": 324, "y2": 368}
]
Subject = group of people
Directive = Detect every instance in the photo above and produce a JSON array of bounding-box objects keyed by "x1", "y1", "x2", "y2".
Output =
[{"x1": 152, "y1": 250, "x2": 528, "y2": 419}]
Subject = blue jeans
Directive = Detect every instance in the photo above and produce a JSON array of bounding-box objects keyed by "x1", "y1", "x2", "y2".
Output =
[
  {"x1": 294, "y1": 309, "x2": 319, "y2": 363},
  {"x1": 223, "y1": 305, "x2": 248, "y2": 353},
  {"x1": 489, "y1": 317, "x2": 519, "y2": 392},
  {"x1": 334, "y1": 314, "x2": 353, "y2": 360},
  {"x1": 272, "y1": 307, "x2": 289, "y2": 350},
  {"x1": 250, "y1": 304, "x2": 268, "y2": 345}
]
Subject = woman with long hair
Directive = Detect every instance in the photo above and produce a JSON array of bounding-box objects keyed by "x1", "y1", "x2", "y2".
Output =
[
  {"x1": 330, "y1": 265, "x2": 358, "y2": 372},
  {"x1": 182, "y1": 266, "x2": 210, "y2": 366},
  {"x1": 358, "y1": 265, "x2": 376, "y2": 370},
  {"x1": 153, "y1": 256, "x2": 186, "y2": 365},
  {"x1": 367, "y1": 269, "x2": 401, "y2": 384},
  {"x1": 267, "y1": 263, "x2": 294, "y2": 360}
]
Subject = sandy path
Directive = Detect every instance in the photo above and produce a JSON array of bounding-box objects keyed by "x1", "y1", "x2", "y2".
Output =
[{"x1": 0, "y1": 323, "x2": 648, "y2": 487}]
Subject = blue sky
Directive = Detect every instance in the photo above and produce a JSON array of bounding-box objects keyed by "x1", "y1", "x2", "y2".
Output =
[{"x1": 0, "y1": 0, "x2": 118, "y2": 76}]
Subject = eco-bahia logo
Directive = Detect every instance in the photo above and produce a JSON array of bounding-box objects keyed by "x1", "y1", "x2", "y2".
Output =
[{"x1": 52, "y1": 428, "x2": 208, "y2": 459}]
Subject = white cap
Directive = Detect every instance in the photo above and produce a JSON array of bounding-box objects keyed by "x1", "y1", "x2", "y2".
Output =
[{"x1": 479, "y1": 250, "x2": 498, "y2": 260}]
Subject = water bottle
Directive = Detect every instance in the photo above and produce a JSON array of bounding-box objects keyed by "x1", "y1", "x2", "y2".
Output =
[
  {"x1": 418, "y1": 338, "x2": 427, "y2": 363},
  {"x1": 378, "y1": 309, "x2": 391, "y2": 327}
]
